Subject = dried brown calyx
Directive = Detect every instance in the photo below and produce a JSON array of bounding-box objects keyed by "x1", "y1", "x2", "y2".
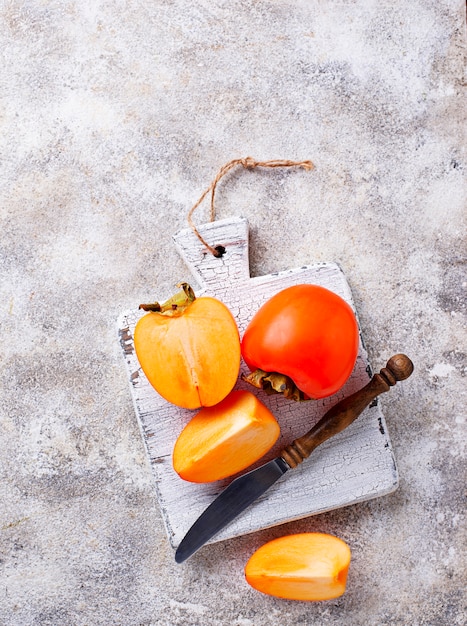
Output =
[{"x1": 242, "y1": 369, "x2": 311, "y2": 402}]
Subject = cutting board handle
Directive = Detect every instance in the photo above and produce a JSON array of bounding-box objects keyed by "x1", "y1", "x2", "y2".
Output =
[
  {"x1": 172, "y1": 217, "x2": 251, "y2": 289},
  {"x1": 281, "y1": 354, "x2": 414, "y2": 469}
]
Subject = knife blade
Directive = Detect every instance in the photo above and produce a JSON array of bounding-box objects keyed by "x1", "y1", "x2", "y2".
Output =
[
  {"x1": 175, "y1": 354, "x2": 413, "y2": 563},
  {"x1": 175, "y1": 457, "x2": 289, "y2": 563}
]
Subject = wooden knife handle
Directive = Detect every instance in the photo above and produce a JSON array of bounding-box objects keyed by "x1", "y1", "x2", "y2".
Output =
[{"x1": 280, "y1": 354, "x2": 414, "y2": 469}]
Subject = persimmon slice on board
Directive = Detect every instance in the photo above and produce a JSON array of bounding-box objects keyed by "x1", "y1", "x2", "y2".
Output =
[
  {"x1": 173, "y1": 390, "x2": 280, "y2": 482},
  {"x1": 245, "y1": 533, "x2": 351, "y2": 601},
  {"x1": 134, "y1": 284, "x2": 241, "y2": 409}
]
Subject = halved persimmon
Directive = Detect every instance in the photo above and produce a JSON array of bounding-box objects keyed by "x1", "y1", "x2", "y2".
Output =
[
  {"x1": 134, "y1": 284, "x2": 240, "y2": 409},
  {"x1": 173, "y1": 390, "x2": 280, "y2": 482},
  {"x1": 245, "y1": 533, "x2": 351, "y2": 601}
]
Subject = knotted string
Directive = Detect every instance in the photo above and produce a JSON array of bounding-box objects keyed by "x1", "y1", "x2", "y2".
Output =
[{"x1": 187, "y1": 157, "x2": 315, "y2": 257}]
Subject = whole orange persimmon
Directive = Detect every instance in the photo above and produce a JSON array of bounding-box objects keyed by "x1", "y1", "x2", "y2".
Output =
[
  {"x1": 134, "y1": 284, "x2": 241, "y2": 409},
  {"x1": 173, "y1": 390, "x2": 280, "y2": 482},
  {"x1": 242, "y1": 284, "x2": 359, "y2": 400},
  {"x1": 245, "y1": 533, "x2": 351, "y2": 601}
]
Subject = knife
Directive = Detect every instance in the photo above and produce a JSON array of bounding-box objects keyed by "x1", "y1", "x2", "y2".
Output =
[{"x1": 175, "y1": 353, "x2": 413, "y2": 563}]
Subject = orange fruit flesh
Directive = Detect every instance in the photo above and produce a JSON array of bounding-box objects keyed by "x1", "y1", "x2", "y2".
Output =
[
  {"x1": 173, "y1": 390, "x2": 280, "y2": 483},
  {"x1": 134, "y1": 297, "x2": 240, "y2": 409},
  {"x1": 245, "y1": 533, "x2": 351, "y2": 601}
]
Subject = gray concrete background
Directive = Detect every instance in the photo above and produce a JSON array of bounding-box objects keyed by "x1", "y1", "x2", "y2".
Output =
[{"x1": 1, "y1": 1, "x2": 465, "y2": 625}]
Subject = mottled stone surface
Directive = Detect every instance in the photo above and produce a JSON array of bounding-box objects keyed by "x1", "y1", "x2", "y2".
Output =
[{"x1": 0, "y1": 1, "x2": 465, "y2": 625}]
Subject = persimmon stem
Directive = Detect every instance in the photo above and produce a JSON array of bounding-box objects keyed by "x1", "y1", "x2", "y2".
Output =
[
  {"x1": 138, "y1": 283, "x2": 196, "y2": 316},
  {"x1": 139, "y1": 303, "x2": 162, "y2": 312}
]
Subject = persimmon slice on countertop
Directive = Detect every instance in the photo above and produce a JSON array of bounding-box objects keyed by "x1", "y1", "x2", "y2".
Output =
[
  {"x1": 245, "y1": 533, "x2": 351, "y2": 601},
  {"x1": 173, "y1": 390, "x2": 280, "y2": 483},
  {"x1": 134, "y1": 283, "x2": 241, "y2": 410}
]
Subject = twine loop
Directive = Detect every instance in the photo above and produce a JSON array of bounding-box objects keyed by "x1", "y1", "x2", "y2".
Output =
[
  {"x1": 241, "y1": 156, "x2": 257, "y2": 169},
  {"x1": 187, "y1": 157, "x2": 314, "y2": 257}
]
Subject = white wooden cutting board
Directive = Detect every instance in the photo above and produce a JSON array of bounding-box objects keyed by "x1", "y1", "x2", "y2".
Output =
[{"x1": 118, "y1": 216, "x2": 398, "y2": 550}]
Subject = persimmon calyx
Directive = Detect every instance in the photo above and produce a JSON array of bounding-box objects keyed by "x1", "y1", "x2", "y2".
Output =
[
  {"x1": 242, "y1": 369, "x2": 310, "y2": 402},
  {"x1": 138, "y1": 283, "x2": 196, "y2": 316}
]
